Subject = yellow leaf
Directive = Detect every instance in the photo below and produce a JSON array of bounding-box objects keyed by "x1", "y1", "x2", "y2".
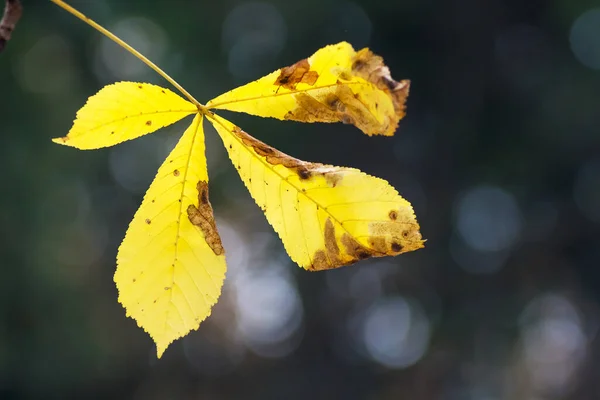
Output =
[
  {"x1": 115, "y1": 115, "x2": 226, "y2": 358},
  {"x1": 206, "y1": 42, "x2": 410, "y2": 137},
  {"x1": 52, "y1": 82, "x2": 197, "y2": 149},
  {"x1": 208, "y1": 114, "x2": 423, "y2": 270}
]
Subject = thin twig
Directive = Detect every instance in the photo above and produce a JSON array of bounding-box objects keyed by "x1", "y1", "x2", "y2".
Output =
[{"x1": 0, "y1": 0, "x2": 22, "y2": 53}]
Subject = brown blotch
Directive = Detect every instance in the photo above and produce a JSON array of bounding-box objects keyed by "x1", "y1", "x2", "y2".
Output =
[
  {"x1": 284, "y1": 86, "x2": 382, "y2": 136},
  {"x1": 368, "y1": 237, "x2": 388, "y2": 253},
  {"x1": 282, "y1": 48, "x2": 410, "y2": 136},
  {"x1": 310, "y1": 219, "x2": 380, "y2": 271},
  {"x1": 231, "y1": 126, "x2": 325, "y2": 180},
  {"x1": 324, "y1": 218, "x2": 341, "y2": 265},
  {"x1": 369, "y1": 219, "x2": 425, "y2": 254},
  {"x1": 145, "y1": 218, "x2": 151, "y2": 224},
  {"x1": 341, "y1": 234, "x2": 378, "y2": 260},
  {"x1": 311, "y1": 250, "x2": 329, "y2": 271},
  {"x1": 138, "y1": 85, "x2": 143, "y2": 89},
  {"x1": 275, "y1": 58, "x2": 319, "y2": 90},
  {"x1": 351, "y1": 48, "x2": 410, "y2": 132},
  {"x1": 187, "y1": 180, "x2": 224, "y2": 256},
  {"x1": 324, "y1": 172, "x2": 342, "y2": 188},
  {"x1": 173, "y1": 169, "x2": 180, "y2": 177},
  {"x1": 132, "y1": 278, "x2": 136, "y2": 283},
  {"x1": 145, "y1": 120, "x2": 152, "y2": 126},
  {"x1": 389, "y1": 210, "x2": 398, "y2": 220}
]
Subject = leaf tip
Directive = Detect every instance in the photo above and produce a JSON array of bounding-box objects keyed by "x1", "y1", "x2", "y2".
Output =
[
  {"x1": 51, "y1": 136, "x2": 69, "y2": 145},
  {"x1": 156, "y1": 343, "x2": 167, "y2": 359}
]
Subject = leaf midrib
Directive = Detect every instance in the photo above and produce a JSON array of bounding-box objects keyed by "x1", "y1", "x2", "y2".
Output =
[{"x1": 205, "y1": 81, "x2": 368, "y2": 109}]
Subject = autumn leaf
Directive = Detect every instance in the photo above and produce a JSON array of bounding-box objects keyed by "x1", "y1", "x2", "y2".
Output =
[
  {"x1": 208, "y1": 114, "x2": 423, "y2": 270},
  {"x1": 207, "y1": 42, "x2": 410, "y2": 136},
  {"x1": 49, "y1": 0, "x2": 424, "y2": 358},
  {"x1": 115, "y1": 115, "x2": 225, "y2": 357},
  {"x1": 52, "y1": 82, "x2": 197, "y2": 149}
]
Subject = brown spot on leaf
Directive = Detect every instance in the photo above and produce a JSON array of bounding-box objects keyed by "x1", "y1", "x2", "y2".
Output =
[
  {"x1": 145, "y1": 218, "x2": 151, "y2": 224},
  {"x1": 173, "y1": 169, "x2": 180, "y2": 177},
  {"x1": 389, "y1": 210, "x2": 398, "y2": 220},
  {"x1": 145, "y1": 120, "x2": 152, "y2": 126},
  {"x1": 187, "y1": 181, "x2": 224, "y2": 256},
  {"x1": 368, "y1": 237, "x2": 388, "y2": 253},
  {"x1": 275, "y1": 58, "x2": 319, "y2": 90},
  {"x1": 391, "y1": 242, "x2": 402, "y2": 252},
  {"x1": 138, "y1": 85, "x2": 143, "y2": 89},
  {"x1": 298, "y1": 168, "x2": 312, "y2": 180}
]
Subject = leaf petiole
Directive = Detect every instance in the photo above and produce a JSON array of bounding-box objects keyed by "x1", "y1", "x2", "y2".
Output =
[{"x1": 50, "y1": 0, "x2": 205, "y2": 111}]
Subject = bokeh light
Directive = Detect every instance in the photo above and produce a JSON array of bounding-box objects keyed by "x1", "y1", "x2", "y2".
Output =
[
  {"x1": 570, "y1": 8, "x2": 600, "y2": 70},
  {"x1": 222, "y1": 2, "x2": 287, "y2": 81},
  {"x1": 519, "y1": 294, "x2": 588, "y2": 397},
  {"x1": 455, "y1": 185, "x2": 522, "y2": 252},
  {"x1": 361, "y1": 296, "x2": 430, "y2": 369},
  {"x1": 574, "y1": 158, "x2": 600, "y2": 223}
]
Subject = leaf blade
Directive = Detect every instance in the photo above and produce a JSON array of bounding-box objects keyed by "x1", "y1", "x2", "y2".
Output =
[
  {"x1": 115, "y1": 115, "x2": 226, "y2": 357},
  {"x1": 208, "y1": 114, "x2": 423, "y2": 271},
  {"x1": 206, "y1": 42, "x2": 410, "y2": 136},
  {"x1": 53, "y1": 82, "x2": 197, "y2": 149}
]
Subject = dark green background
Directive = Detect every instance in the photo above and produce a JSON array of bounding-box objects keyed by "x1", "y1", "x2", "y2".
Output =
[{"x1": 1, "y1": 0, "x2": 600, "y2": 399}]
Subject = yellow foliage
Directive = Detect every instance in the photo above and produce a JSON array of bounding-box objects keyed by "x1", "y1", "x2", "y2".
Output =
[
  {"x1": 115, "y1": 115, "x2": 226, "y2": 357},
  {"x1": 207, "y1": 42, "x2": 410, "y2": 136},
  {"x1": 50, "y1": 0, "x2": 423, "y2": 358},
  {"x1": 52, "y1": 82, "x2": 197, "y2": 149},
  {"x1": 209, "y1": 115, "x2": 423, "y2": 270}
]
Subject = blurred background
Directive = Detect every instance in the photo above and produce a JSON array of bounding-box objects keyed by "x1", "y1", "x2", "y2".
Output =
[{"x1": 1, "y1": 0, "x2": 600, "y2": 399}]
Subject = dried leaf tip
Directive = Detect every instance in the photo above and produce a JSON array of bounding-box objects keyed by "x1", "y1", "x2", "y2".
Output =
[{"x1": 351, "y1": 48, "x2": 411, "y2": 134}]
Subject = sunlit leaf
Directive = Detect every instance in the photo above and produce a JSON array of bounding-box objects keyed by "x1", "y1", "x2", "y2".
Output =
[
  {"x1": 208, "y1": 114, "x2": 423, "y2": 270},
  {"x1": 115, "y1": 115, "x2": 226, "y2": 357},
  {"x1": 207, "y1": 42, "x2": 410, "y2": 136},
  {"x1": 51, "y1": 0, "x2": 424, "y2": 359},
  {"x1": 52, "y1": 82, "x2": 197, "y2": 149}
]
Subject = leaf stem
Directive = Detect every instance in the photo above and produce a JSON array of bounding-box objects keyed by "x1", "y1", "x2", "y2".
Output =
[{"x1": 50, "y1": 0, "x2": 205, "y2": 110}]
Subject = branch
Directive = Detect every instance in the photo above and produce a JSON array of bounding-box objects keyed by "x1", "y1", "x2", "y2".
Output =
[{"x1": 0, "y1": 0, "x2": 22, "y2": 53}]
